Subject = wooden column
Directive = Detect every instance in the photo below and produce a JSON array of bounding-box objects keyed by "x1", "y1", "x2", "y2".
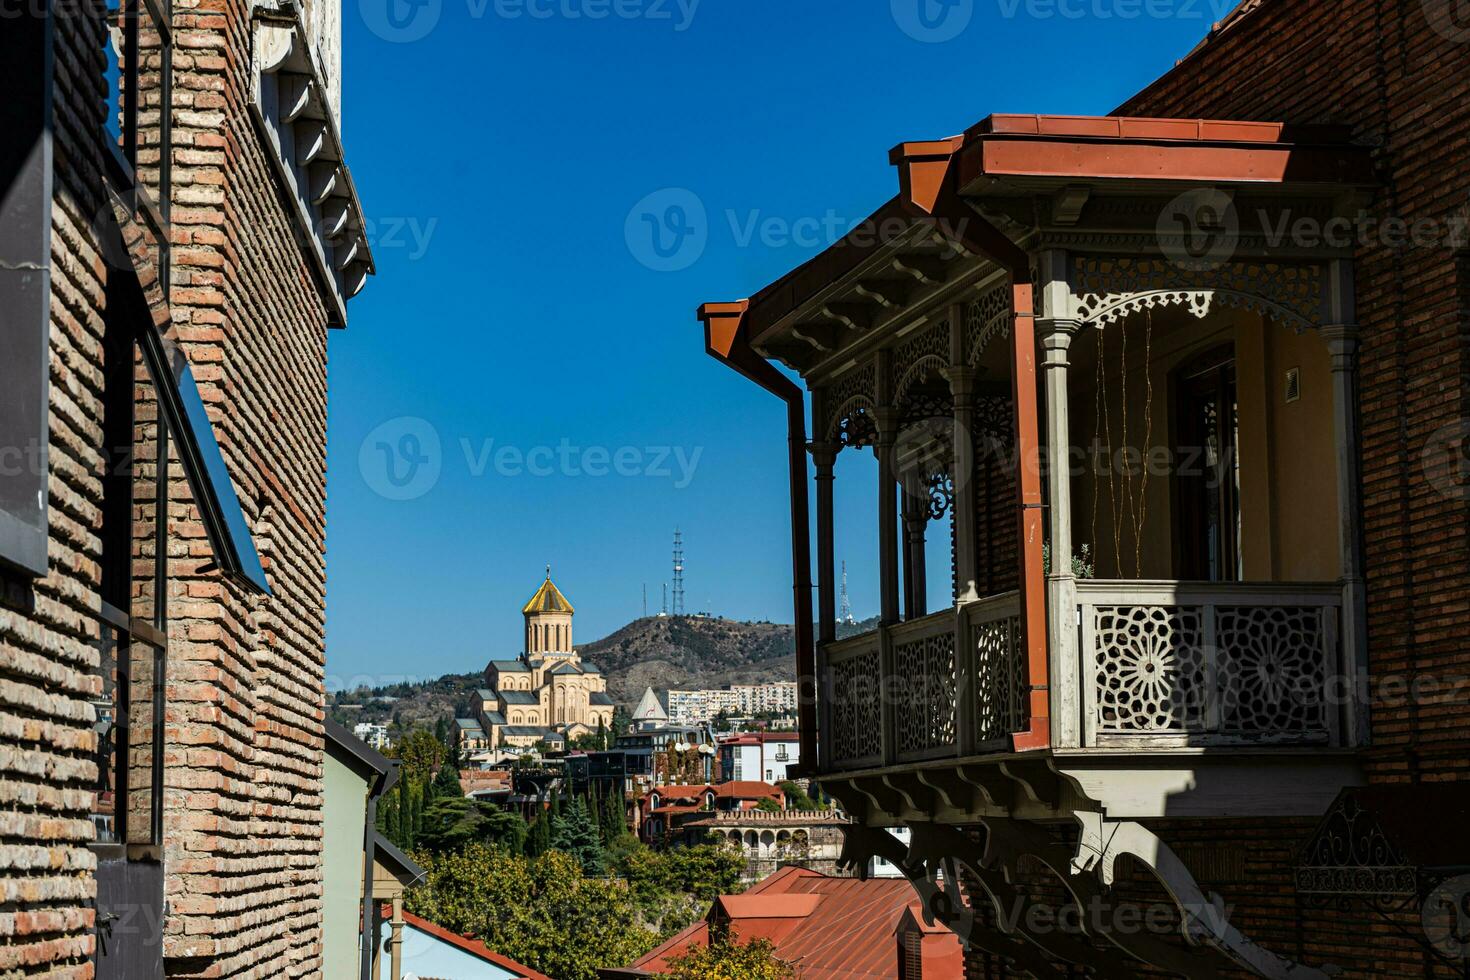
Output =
[
  {"x1": 902, "y1": 469, "x2": 928, "y2": 619},
  {"x1": 1322, "y1": 260, "x2": 1367, "y2": 746},
  {"x1": 811, "y1": 441, "x2": 838, "y2": 773},
  {"x1": 876, "y1": 352, "x2": 900, "y2": 627},
  {"x1": 389, "y1": 895, "x2": 404, "y2": 980},
  {"x1": 948, "y1": 366, "x2": 980, "y2": 603},
  {"x1": 1038, "y1": 317, "x2": 1081, "y2": 748}
]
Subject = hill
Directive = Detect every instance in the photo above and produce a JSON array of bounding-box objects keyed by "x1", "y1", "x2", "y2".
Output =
[{"x1": 329, "y1": 614, "x2": 879, "y2": 732}]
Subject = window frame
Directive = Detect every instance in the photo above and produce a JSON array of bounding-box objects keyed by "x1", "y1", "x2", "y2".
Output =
[{"x1": 0, "y1": 1, "x2": 55, "y2": 578}]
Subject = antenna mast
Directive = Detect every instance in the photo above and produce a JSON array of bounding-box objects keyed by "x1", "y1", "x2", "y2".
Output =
[
  {"x1": 672, "y1": 529, "x2": 685, "y2": 617},
  {"x1": 840, "y1": 561, "x2": 855, "y2": 625}
]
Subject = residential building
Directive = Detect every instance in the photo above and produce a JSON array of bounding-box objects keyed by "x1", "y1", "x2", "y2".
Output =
[
  {"x1": 469, "y1": 573, "x2": 616, "y2": 752},
  {"x1": 600, "y1": 866, "x2": 963, "y2": 979},
  {"x1": 2, "y1": 0, "x2": 371, "y2": 973},
  {"x1": 682, "y1": 809, "x2": 851, "y2": 882},
  {"x1": 384, "y1": 910, "x2": 553, "y2": 980},
  {"x1": 719, "y1": 732, "x2": 800, "y2": 783},
  {"x1": 695, "y1": 1, "x2": 1470, "y2": 975},
  {"x1": 667, "y1": 683, "x2": 797, "y2": 724},
  {"x1": 733, "y1": 681, "x2": 799, "y2": 716},
  {"x1": 615, "y1": 723, "x2": 716, "y2": 787},
  {"x1": 354, "y1": 722, "x2": 393, "y2": 751},
  {"x1": 635, "y1": 781, "x2": 785, "y2": 843}
]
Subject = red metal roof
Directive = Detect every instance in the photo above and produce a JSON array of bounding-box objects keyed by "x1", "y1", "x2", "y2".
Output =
[
  {"x1": 714, "y1": 781, "x2": 783, "y2": 800},
  {"x1": 609, "y1": 866, "x2": 962, "y2": 979},
  {"x1": 396, "y1": 910, "x2": 555, "y2": 980}
]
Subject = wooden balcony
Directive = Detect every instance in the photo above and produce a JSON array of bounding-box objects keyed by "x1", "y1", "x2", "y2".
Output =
[{"x1": 820, "y1": 581, "x2": 1351, "y2": 774}]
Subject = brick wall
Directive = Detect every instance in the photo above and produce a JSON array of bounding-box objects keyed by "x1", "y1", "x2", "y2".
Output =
[{"x1": 0, "y1": 0, "x2": 342, "y2": 975}]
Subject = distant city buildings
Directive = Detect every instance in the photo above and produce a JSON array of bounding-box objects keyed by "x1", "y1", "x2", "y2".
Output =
[
  {"x1": 665, "y1": 681, "x2": 798, "y2": 725},
  {"x1": 353, "y1": 723, "x2": 392, "y2": 751}
]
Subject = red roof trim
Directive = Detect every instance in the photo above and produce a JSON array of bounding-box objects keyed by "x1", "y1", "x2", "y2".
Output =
[{"x1": 398, "y1": 910, "x2": 555, "y2": 980}]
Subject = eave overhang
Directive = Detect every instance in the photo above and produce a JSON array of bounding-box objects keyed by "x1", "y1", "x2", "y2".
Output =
[{"x1": 250, "y1": 4, "x2": 375, "y2": 328}]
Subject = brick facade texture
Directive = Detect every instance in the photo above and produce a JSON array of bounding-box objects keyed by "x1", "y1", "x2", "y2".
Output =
[
  {"x1": 963, "y1": 1, "x2": 1470, "y2": 978},
  {"x1": 1, "y1": 0, "x2": 339, "y2": 976}
]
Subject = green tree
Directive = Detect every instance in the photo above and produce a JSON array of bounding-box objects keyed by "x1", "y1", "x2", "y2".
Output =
[
  {"x1": 551, "y1": 796, "x2": 605, "y2": 875},
  {"x1": 407, "y1": 846, "x2": 658, "y2": 980},
  {"x1": 525, "y1": 811, "x2": 553, "y2": 858},
  {"x1": 664, "y1": 938, "x2": 798, "y2": 980},
  {"x1": 778, "y1": 781, "x2": 818, "y2": 812},
  {"x1": 393, "y1": 728, "x2": 447, "y2": 786},
  {"x1": 755, "y1": 798, "x2": 781, "y2": 812},
  {"x1": 480, "y1": 806, "x2": 529, "y2": 853},
  {"x1": 418, "y1": 795, "x2": 483, "y2": 853},
  {"x1": 433, "y1": 760, "x2": 464, "y2": 799}
]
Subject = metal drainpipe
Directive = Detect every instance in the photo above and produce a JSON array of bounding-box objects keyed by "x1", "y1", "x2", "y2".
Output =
[{"x1": 697, "y1": 303, "x2": 817, "y2": 770}]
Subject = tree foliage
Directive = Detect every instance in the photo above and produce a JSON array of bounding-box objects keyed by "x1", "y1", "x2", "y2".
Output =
[
  {"x1": 551, "y1": 796, "x2": 605, "y2": 875},
  {"x1": 664, "y1": 938, "x2": 799, "y2": 980},
  {"x1": 407, "y1": 845, "x2": 659, "y2": 980}
]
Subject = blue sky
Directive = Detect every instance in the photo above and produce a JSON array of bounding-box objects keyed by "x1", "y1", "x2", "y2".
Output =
[{"x1": 324, "y1": 0, "x2": 1238, "y2": 688}]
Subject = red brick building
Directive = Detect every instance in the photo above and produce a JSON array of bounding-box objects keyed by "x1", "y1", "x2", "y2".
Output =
[
  {"x1": 2, "y1": 0, "x2": 371, "y2": 975},
  {"x1": 697, "y1": 1, "x2": 1470, "y2": 976}
]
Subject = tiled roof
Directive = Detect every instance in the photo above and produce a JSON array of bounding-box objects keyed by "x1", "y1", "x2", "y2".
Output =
[
  {"x1": 454, "y1": 718, "x2": 483, "y2": 730},
  {"x1": 523, "y1": 575, "x2": 574, "y2": 614},
  {"x1": 581, "y1": 662, "x2": 603, "y2": 674},
  {"x1": 491, "y1": 660, "x2": 529, "y2": 672},
  {"x1": 612, "y1": 866, "x2": 961, "y2": 979},
  {"x1": 715, "y1": 781, "x2": 783, "y2": 800},
  {"x1": 476, "y1": 688, "x2": 496, "y2": 700},
  {"x1": 499, "y1": 691, "x2": 538, "y2": 705},
  {"x1": 550, "y1": 663, "x2": 581, "y2": 675},
  {"x1": 501, "y1": 726, "x2": 557, "y2": 739},
  {"x1": 589, "y1": 692, "x2": 614, "y2": 706},
  {"x1": 480, "y1": 711, "x2": 507, "y2": 727},
  {"x1": 397, "y1": 909, "x2": 554, "y2": 980}
]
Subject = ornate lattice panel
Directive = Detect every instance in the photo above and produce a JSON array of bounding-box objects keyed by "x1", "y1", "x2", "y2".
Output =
[
  {"x1": 1093, "y1": 606, "x2": 1207, "y2": 733},
  {"x1": 973, "y1": 615, "x2": 1021, "y2": 746},
  {"x1": 892, "y1": 319, "x2": 950, "y2": 406},
  {"x1": 1072, "y1": 256, "x2": 1322, "y2": 331},
  {"x1": 894, "y1": 630, "x2": 956, "y2": 758},
  {"x1": 822, "y1": 363, "x2": 877, "y2": 447},
  {"x1": 1216, "y1": 605, "x2": 1328, "y2": 736},
  {"x1": 966, "y1": 282, "x2": 1011, "y2": 365},
  {"x1": 829, "y1": 648, "x2": 882, "y2": 766},
  {"x1": 1084, "y1": 592, "x2": 1337, "y2": 744}
]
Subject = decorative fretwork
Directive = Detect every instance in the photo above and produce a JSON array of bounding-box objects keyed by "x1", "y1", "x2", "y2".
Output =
[
  {"x1": 823, "y1": 363, "x2": 877, "y2": 448},
  {"x1": 829, "y1": 647, "x2": 881, "y2": 766},
  {"x1": 1073, "y1": 256, "x2": 1323, "y2": 332},
  {"x1": 892, "y1": 319, "x2": 950, "y2": 406},
  {"x1": 973, "y1": 613, "x2": 1021, "y2": 746},
  {"x1": 894, "y1": 630, "x2": 957, "y2": 758},
  {"x1": 1216, "y1": 606, "x2": 1328, "y2": 735},
  {"x1": 898, "y1": 390, "x2": 954, "y2": 428},
  {"x1": 1080, "y1": 586, "x2": 1340, "y2": 745},
  {"x1": 965, "y1": 282, "x2": 1012, "y2": 365},
  {"x1": 1093, "y1": 606, "x2": 1207, "y2": 733},
  {"x1": 1296, "y1": 793, "x2": 1417, "y2": 901},
  {"x1": 926, "y1": 471, "x2": 953, "y2": 522}
]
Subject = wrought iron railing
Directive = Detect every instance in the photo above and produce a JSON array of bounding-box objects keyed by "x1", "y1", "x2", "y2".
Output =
[{"x1": 1075, "y1": 581, "x2": 1345, "y2": 747}]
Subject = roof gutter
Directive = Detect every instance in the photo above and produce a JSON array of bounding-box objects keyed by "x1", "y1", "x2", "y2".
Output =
[
  {"x1": 696, "y1": 301, "x2": 817, "y2": 769},
  {"x1": 889, "y1": 138, "x2": 1050, "y2": 753}
]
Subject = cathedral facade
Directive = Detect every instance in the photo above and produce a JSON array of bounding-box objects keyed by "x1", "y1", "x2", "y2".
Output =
[{"x1": 472, "y1": 574, "x2": 616, "y2": 752}]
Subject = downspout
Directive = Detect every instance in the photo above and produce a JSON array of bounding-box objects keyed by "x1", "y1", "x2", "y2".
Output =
[
  {"x1": 889, "y1": 139, "x2": 1051, "y2": 752},
  {"x1": 361, "y1": 763, "x2": 398, "y2": 980},
  {"x1": 696, "y1": 302, "x2": 817, "y2": 769}
]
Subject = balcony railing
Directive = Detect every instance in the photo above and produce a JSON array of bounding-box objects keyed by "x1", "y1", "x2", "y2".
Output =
[
  {"x1": 819, "y1": 582, "x2": 1348, "y2": 773},
  {"x1": 1077, "y1": 581, "x2": 1344, "y2": 747},
  {"x1": 821, "y1": 591, "x2": 1022, "y2": 771}
]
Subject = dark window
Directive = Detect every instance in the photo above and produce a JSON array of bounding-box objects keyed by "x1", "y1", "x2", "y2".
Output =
[
  {"x1": 0, "y1": 4, "x2": 54, "y2": 577},
  {"x1": 1173, "y1": 348, "x2": 1241, "y2": 582}
]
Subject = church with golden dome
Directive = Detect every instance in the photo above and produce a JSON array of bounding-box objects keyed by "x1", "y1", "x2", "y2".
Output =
[{"x1": 466, "y1": 571, "x2": 616, "y2": 754}]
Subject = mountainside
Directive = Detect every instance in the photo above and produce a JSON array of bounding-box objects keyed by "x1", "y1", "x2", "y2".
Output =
[{"x1": 330, "y1": 614, "x2": 878, "y2": 732}]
